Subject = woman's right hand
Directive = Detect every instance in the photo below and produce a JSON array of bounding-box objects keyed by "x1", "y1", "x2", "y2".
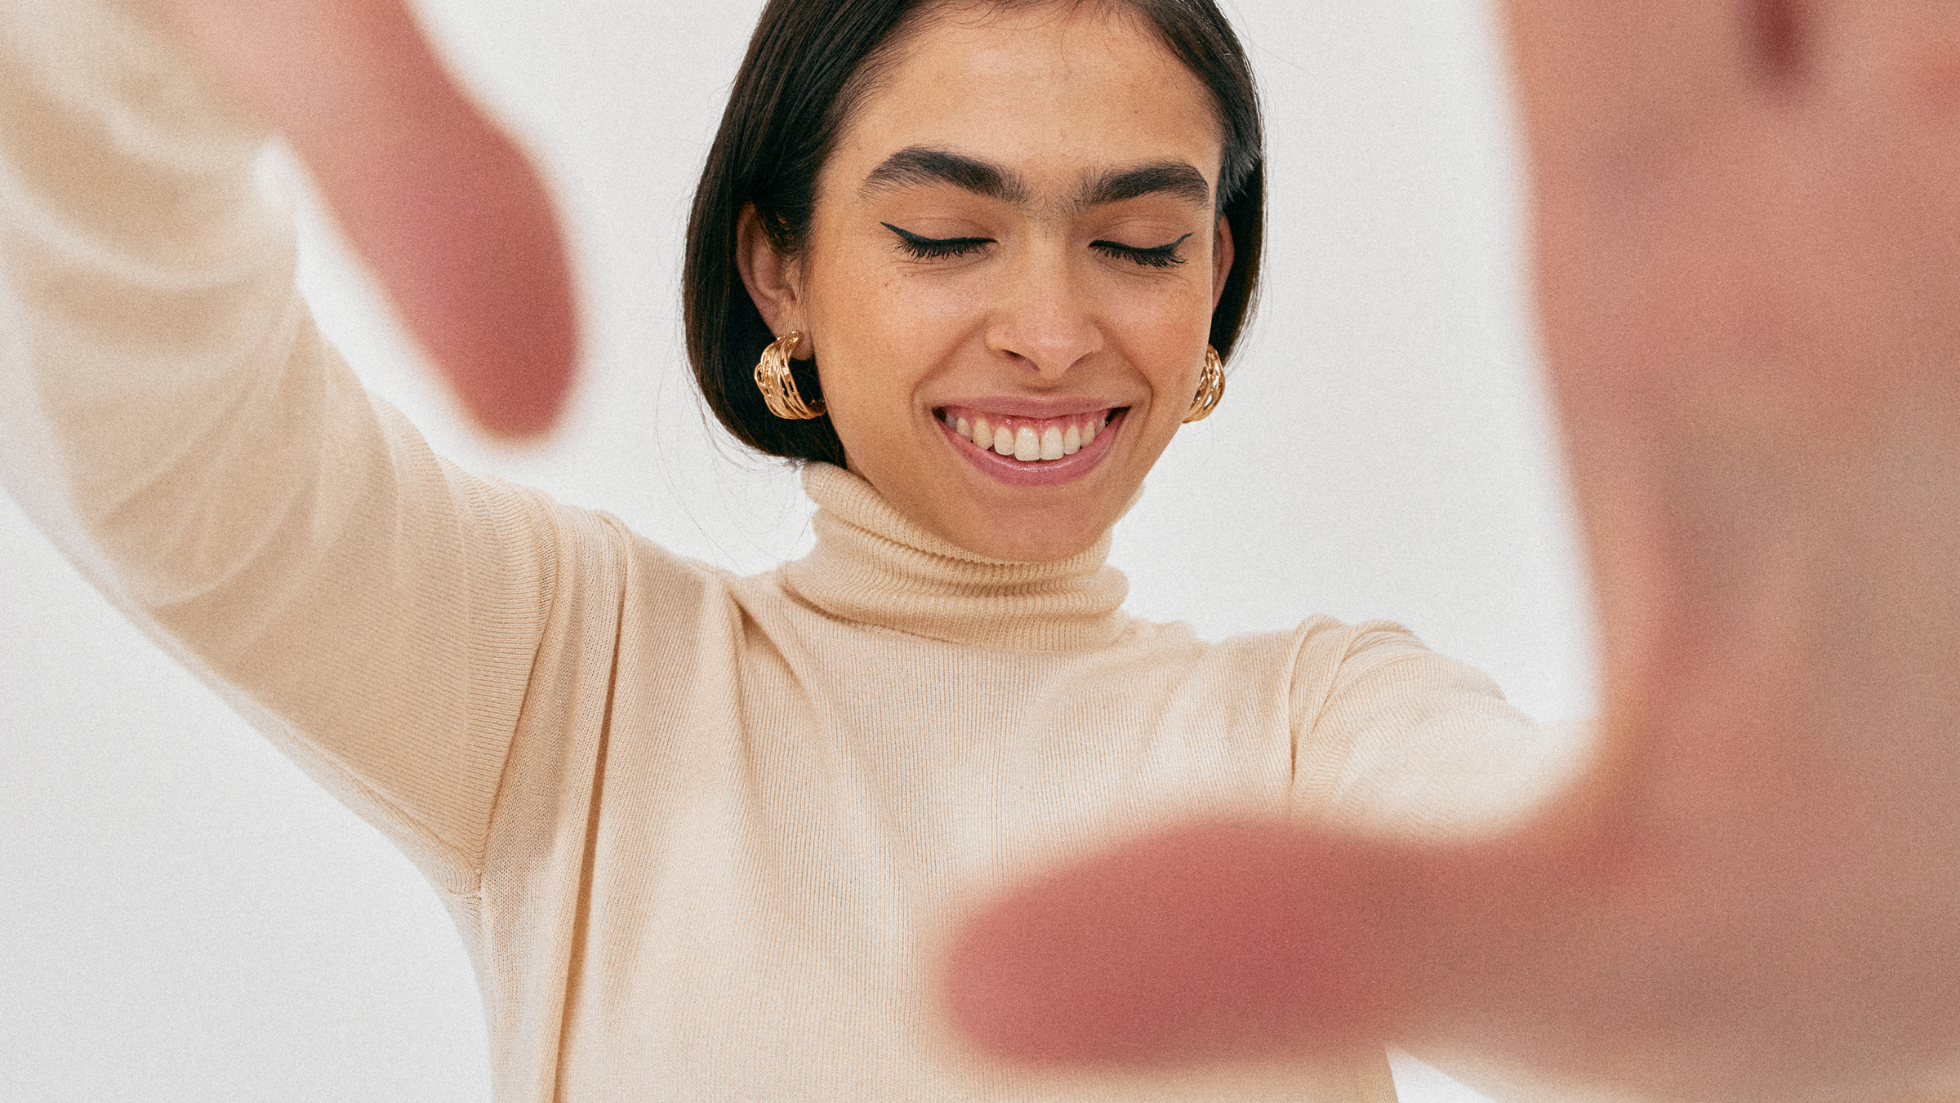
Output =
[
  {"x1": 943, "y1": 2, "x2": 1960, "y2": 1100},
  {"x1": 127, "y1": 0, "x2": 578, "y2": 438}
]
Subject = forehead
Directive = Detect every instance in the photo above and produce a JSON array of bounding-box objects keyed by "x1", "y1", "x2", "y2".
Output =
[{"x1": 827, "y1": 2, "x2": 1224, "y2": 202}]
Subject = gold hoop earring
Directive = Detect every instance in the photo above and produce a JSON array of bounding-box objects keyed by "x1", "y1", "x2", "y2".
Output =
[
  {"x1": 754, "y1": 331, "x2": 825, "y2": 419},
  {"x1": 1183, "y1": 345, "x2": 1224, "y2": 423}
]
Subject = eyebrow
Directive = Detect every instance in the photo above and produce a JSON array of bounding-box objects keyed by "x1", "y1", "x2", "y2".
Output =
[
  {"x1": 1080, "y1": 162, "x2": 1212, "y2": 209},
  {"x1": 862, "y1": 147, "x2": 1030, "y2": 205},
  {"x1": 860, "y1": 146, "x2": 1212, "y2": 211}
]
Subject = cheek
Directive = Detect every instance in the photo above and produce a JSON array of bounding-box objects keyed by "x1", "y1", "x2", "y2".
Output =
[
  {"x1": 811, "y1": 269, "x2": 987, "y2": 386},
  {"x1": 1118, "y1": 289, "x2": 1212, "y2": 343},
  {"x1": 1076, "y1": 238, "x2": 1221, "y2": 341},
  {"x1": 802, "y1": 273, "x2": 951, "y2": 448},
  {"x1": 1105, "y1": 281, "x2": 1217, "y2": 382}
]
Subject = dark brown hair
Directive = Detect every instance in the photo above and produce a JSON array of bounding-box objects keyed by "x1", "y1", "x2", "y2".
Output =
[{"x1": 682, "y1": 0, "x2": 1265, "y2": 466}]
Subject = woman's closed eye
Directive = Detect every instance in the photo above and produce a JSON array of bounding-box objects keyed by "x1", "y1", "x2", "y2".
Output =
[
  {"x1": 883, "y1": 222, "x2": 993, "y2": 260},
  {"x1": 1091, "y1": 232, "x2": 1192, "y2": 269},
  {"x1": 881, "y1": 223, "x2": 1194, "y2": 268}
]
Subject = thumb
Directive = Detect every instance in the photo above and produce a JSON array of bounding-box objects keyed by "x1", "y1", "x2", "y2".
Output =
[
  {"x1": 138, "y1": 0, "x2": 578, "y2": 438},
  {"x1": 938, "y1": 817, "x2": 1585, "y2": 1070}
]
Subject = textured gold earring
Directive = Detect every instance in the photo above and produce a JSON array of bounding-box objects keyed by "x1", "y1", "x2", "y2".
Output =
[
  {"x1": 1183, "y1": 345, "x2": 1225, "y2": 423},
  {"x1": 754, "y1": 331, "x2": 825, "y2": 419}
]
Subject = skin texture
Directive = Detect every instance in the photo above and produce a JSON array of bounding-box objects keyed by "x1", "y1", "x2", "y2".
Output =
[
  {"x1": 739, "y1": 3, "x2": 1234, "y2": 562},
  {"x1": 125, "y1": 0, "x2": 1960, "y2": 1098}
]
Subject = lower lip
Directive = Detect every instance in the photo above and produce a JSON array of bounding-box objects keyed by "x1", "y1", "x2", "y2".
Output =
[{"x1": 939, "y1": 410, "x2": 1126, "y2": 487}]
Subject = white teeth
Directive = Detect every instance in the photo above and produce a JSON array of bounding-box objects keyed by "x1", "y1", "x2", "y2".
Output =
[
  {"x1": 1015, "y1": 427, "x2": 1040, "y2": 461},
  {"x1": 1039, "y1": 426, "x2": 1064, "y2": 460},
  {"x1": 948, "y1": 410, "x2": 1112, "y2": 461}
]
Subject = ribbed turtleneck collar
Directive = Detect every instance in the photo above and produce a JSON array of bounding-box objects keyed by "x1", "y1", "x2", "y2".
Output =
[{"x1": 780, "y1": 464, "x2": 1130, "y2": 652}]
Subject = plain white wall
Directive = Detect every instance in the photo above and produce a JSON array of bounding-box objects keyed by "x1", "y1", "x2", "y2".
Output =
[{"x1": 0, "y1": 0, "x2": 1594, "y2": 1098}]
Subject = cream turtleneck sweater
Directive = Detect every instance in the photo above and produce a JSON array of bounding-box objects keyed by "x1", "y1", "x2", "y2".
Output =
[{"x1": 0, "y1": 3, "x2": 1569, "y2": 1100}]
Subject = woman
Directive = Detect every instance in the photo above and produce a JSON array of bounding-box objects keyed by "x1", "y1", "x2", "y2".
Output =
[
  {"x1": 2, "y1": 0, "x2": 1553, "y2": 1097},
  {"x1": 7, "y1": 0, "x2": 1960, "y2": 1101}
]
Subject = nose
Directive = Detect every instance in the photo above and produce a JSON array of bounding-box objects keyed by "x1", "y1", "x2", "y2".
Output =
[{"x1": 986, "y1": 241, "x2": 1103, "y2": 380}]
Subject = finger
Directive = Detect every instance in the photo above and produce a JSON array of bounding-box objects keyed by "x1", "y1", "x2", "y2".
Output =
[
  {"x1": 137, "y1": 0, "x2": 578, "y2": 437},
  {"x1": 1513, "y1": 0, "x2": 1960, "y2": 447},
  {"x1": 941, "y1": 823, "x2": 1418, "y2": 1065},
  {"x1": 939, "y1": 812, "x2": 1607, "y2": 1077},
  {"x1": 942, "y1": 780, "x2": 1960, "y2": 1101}
]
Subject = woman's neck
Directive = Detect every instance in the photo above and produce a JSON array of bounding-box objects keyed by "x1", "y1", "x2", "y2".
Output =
[{"x1": 779, "y1": 464, "x2": 1131, "y2": 651}]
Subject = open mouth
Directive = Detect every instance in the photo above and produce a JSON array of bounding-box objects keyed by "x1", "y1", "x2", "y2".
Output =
[{"x1": 936, "y1": 406, "x2": 1120, "y2": 464}]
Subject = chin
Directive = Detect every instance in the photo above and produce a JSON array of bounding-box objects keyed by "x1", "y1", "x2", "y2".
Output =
[{"x1": 942, "y1": 502, "x2": 1114, "y2": 563}]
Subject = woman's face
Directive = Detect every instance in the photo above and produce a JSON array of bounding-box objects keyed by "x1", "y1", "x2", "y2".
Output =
[{"x1": 742, "y1": 1, "x2": 1233, "y2": 561}]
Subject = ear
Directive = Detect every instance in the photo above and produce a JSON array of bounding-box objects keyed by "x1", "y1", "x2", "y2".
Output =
[
  {"x1": 1210, "y1": 213, "x2": 1235, "y2": 310},
  {"x1": 736, "y1": 204, "x2": 814, "y2": 359}
]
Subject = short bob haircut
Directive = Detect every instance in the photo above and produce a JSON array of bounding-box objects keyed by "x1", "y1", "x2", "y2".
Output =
[{"x1": 683, "y1": 0, "x2": 1265, "y2": 468}]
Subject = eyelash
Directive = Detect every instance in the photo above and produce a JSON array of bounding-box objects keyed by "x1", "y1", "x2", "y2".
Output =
[
  {"x1": 881, "y1": 224, "x2": 1192, "y2": 268},
  {"x1": 1093, "y1": 233, "x2": 1192, "y2": 269},
  {"x1": 883, "y1": 223, "x2": 991, "y2": 260}
]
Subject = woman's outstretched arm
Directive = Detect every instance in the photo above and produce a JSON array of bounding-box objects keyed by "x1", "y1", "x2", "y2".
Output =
[
  {"x1": 0, "y1": 0, "x2": 599, "y2": 893},
  {"x1": 943, "y1": 1, "x2": 1960, "y2": 1099}
]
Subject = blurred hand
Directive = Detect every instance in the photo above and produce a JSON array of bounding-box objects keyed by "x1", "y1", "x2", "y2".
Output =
[
  {"x1": 132, "y1": 0, "x2": 578, "y2": 437},
  {"x1": 945, "y1": 2, "x2": 1960, "y2": 1099}
]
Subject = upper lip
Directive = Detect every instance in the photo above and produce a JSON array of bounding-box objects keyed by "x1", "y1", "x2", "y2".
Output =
[{"x1": 933, "y1": 395, "x2": 1129, "y2": 418}]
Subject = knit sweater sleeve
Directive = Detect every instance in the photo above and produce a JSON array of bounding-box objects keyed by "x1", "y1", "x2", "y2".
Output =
[
  {"x1": 1287, "y1": 619, "x2": 1591, "y2": 838},
  {"x1": 0, "y1": 0, "x2": 603, "y2": 893}
]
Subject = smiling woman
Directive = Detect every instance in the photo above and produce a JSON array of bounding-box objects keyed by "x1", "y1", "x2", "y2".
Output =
[
  {"x1": 725, "y1": 3, "x2": 1238, "y2": 560},
  {"x1": 0, "y1": 0, "x2": 1570, "y2": 1097},
  {"x1": 18, "y1": 0, "x2": 1960, "y2": 1096},
  {"x1": 683, "y1": 0, "x2": 1263, "y2": 492},
  {"x1": 40, "y1": 0, "x2": 1923, "y2": 1095}
]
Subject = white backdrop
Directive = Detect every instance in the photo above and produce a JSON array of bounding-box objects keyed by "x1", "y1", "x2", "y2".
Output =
[{"x1": 0, "y1": 0, "x2": 1595, "y2": 1098}]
